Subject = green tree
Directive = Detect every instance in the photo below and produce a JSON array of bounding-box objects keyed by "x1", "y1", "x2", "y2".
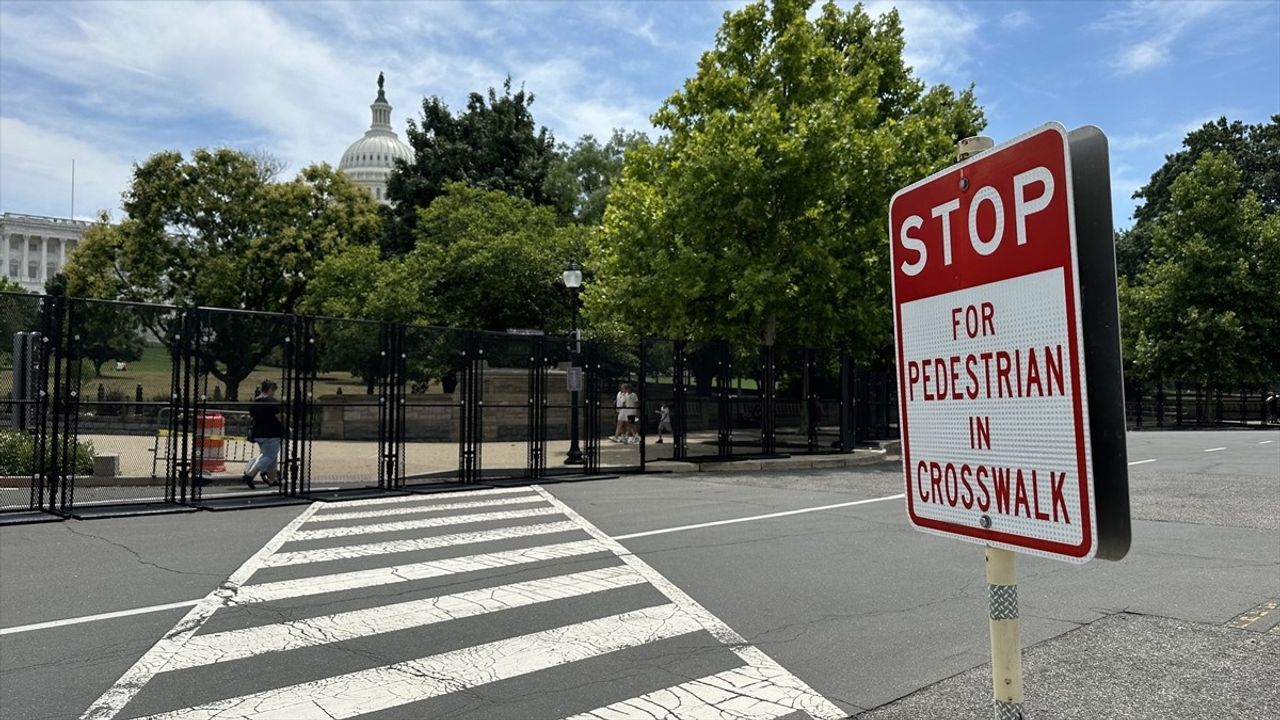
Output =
[
  {"x1": 43, "y1": 273, "x2": 144, "y2": 377},
  {"x1": 1124, "y1": 151, "x2": 1280, "y2": 386},
  {"x1": 305, "y1": 184, "x2": 587, "y2": 388},
  {"x1": 384, "y1": 78, "x2": 559, "y2": 255},
  {"x1": 407, "y1": 183, "x2": 586, "y2": 333},
  {"x1": 1118, "y1": 115, "x2": 1279, "y2": 281},
  {"x1": 545, "y1": 130, "x2": 650, "y2": 225},
  {"x1": 63, "y1": 149, "x2": 383, "y2": 398},
  {"x1": 587, "y1": 0, "x2": 983, "y2": 356}
]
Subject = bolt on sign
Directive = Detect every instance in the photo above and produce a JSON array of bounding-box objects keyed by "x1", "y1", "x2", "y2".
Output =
[{"x1": 889, "y1": 123, "x2": 1130, "y2": 563}]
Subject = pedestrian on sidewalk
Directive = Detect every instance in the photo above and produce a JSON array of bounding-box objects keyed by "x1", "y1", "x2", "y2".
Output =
[
  {"x1": 243, "y1": 379, "x2": 283, "y2": 489},
  {"x1": 655, "y1": 403, "x2": 673, "y2": 444},
  {"x1": 611, "y1": 383, "x2": 628, "y2": 442},
  {"x1": 623, "y1": 384, "x2": 641, "y2": 443}
]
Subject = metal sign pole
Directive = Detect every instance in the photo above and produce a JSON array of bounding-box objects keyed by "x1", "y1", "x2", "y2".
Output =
[{"x1": 955, "y1": 135, "x2": 1026, "y2": 720}]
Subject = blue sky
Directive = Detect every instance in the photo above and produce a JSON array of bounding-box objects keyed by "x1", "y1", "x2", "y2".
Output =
[{"x1": 1, "y1": 0, "x2": 1277, "y2": 229}]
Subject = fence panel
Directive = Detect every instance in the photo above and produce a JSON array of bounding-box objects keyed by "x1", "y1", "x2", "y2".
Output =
[
  {"x1": 639, "y1": 340, "x2": 677, "y2": 462},
  {"x1": 723, "y1": 344, "x2": 768, "y2": 457},
  {"x1": 773, "y1": 346, "x2": 808, "y2": 452},
  {"x1": 187, "y1": 307, "x2": 294, "y2": 504},
  {"x1": 301, "y1": 315, "x2": 394, "y2": 495},
  {"x1": 536, "y1": 334, "x2": 588, "y2": 476},
  {"x1": 57, "y1": 298, "x2": 193, "y2": 515},
  {"x1": 678, "y1": 341, "x2": 730, "y2": 460},
  {"x1": 400, "y1": 325, "x2": 466, "y2": 486},
  {"x1": 1125, "y1": 383, "x2": 1277, "y2": 428},
  {"x1": 1, "y1": 292, "x2": 55, "y2": 516},
  {"x1": 592, "y1": 341, "x2": 643, "y2": 471},
  {"x1": 474, "y1": 331, "x2": 537, "y2": 482}
]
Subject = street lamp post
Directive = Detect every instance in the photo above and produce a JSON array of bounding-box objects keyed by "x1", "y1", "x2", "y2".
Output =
[{"x1": 563, "y1": 261, "x2": 585, "y2": 465}]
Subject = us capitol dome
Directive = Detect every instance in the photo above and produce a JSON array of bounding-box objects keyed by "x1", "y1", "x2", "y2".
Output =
[{"x1": 338, "y1": 73, "x2": 414, "y2": 204}]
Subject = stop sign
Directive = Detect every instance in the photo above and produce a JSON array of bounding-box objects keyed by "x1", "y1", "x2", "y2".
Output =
[{"x1": 888, "y1": 123, "x2": 1129, "y2": 563}]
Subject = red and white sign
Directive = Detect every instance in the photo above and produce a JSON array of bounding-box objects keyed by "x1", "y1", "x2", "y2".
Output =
[{"x1": 888, "y1": 123, "x2": 1096, "y2": 563}]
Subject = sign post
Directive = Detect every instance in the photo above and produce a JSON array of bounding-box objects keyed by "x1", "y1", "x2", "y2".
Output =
[{"x1": 888, "y1": 123, "x2": 1130, "y2": 718}]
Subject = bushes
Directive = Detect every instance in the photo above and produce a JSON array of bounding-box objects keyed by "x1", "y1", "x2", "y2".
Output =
[{"x1": 0, "y1": 430, "x2": 95, "y2": 476}]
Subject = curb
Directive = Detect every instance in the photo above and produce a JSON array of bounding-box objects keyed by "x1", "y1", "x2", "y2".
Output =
[{"x1": 648, "y1": 449, "x2": 892, "y2": 474}]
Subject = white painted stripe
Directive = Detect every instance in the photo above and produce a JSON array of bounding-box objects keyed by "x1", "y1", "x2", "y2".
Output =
[
  {"x1": 1205, "y1": 447, "x2": 1226, "y2": 452},
  {"x1": 310, "y1": 494, "x2": 542, "y2": 522},
  {"x1": 0, "y1": 599, "x2": 200, "y2": 636},
  {"x1": 264, "y1": 520, "x2": 582, "y2": 567},
  {"x1": 566, "y1": 664, "x2": 832, "y2": 720},
  {"x1": 164, "y1": 565, "x2": 645, "y2": 671},
  {"x1": 237, "y1": 539, "x2": 606, "y2": 603},
  {"x1": 612, "y1": 493, "x2": 904, "y2": 540},
  {"x1": 133, "y1": 605, "x2": 700, "y2": 720},
  {"x1": 294, "y1": 506, "x2": 561, "y2": 539},
  {"x1": 535, "y1": 487, "x2": 845, "y2": 720},
  {"x1": 80, "y1": 502, "x2": 322, "y2": 720},
  {"x1": 1260, "y1": 440, "x2": 1273, "y2": 445},
  {"x1": 1127, "y1": 458, "x2": 1157, "y2": 466},
  {"x1": 311, "y1": 486, "x2": 533, "y2": 511}
]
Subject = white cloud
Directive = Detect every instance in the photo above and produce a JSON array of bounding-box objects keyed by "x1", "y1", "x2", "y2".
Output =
[
  {"x1": 0, "y1": 117, "x2": 133, "y2": 219},
  {"x1": 0, "y1": 1, "x2": 675, "y2": 218},
  {"x1": 1108, "y1": 113, "x2": 1223, "y2": 152},
  {"x1": 1093, "y1": 0, "x2": 1218, "y2": 76},
  {"x1": 1000, "y1": 10, "x2": 1033, "y2": 30},
  {"x1": 862, "y1": 1, "x2": 980, "y2": 84}
]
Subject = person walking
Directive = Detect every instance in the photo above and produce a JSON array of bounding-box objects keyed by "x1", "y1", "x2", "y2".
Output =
[
  {"x1": 243, "y1": 379, "x2": 283, "y2": 489},
  {"x1": 655, "y1": 403, "x2": 673, "y2": 444},
  {"x1": 623, "y1": 383, "x2": 641, "y2": 443},
  {"x1": 611, "y1": 383, "x2": 628, "y2": 442}
]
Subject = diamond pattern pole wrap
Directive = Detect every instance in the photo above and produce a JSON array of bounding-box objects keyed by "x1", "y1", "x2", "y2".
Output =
[
  {"x1": 986, "y1": 546, "x2": 1023, "y2": 720},
  {"x1": 994, "y1": 698, "x2": 1025, "y2": 720},
  {"x1": 989, "y1": 583, "x2": 1019, "y2": 620}
]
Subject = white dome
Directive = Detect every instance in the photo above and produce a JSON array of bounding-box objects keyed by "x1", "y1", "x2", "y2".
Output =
[
  {"x1": 338, "y1": 74, "x2": 413, "y2": 204},
  {"x1": 338, "y1": 133, "x2": 413, "y2": 171}
]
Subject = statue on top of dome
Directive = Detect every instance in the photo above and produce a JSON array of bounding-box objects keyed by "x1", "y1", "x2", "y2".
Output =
[{"x1": 377, "y1": 71, "x2": 384, "y2": 91}]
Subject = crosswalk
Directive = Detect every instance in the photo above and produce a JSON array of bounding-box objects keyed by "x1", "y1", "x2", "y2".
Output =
[{"x1": 81, "y1": 486, "x2": 844, "y2": 720}]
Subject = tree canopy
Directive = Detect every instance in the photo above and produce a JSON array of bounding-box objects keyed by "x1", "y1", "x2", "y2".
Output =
[
  {"x1": 1121, "y1": 151, "x2": 1280, "y2": 386},
  {"x1": 308, "y1": 183, "x2": 585, "y2": 335},
  {"x1": 545, "y1": 130, "x2": 650, "y2": 225},
  {"x1": 1117, "y1": 115, "x2": 1279, "y2": 282},
  {"x1": 384, "y1": 78, "x2": 559, "y2": 255},
  {"x1": 586, "y1": 0, "x2": 983, "y2": 357},
  {"x1": 63, "y1": 149, "x2": 383, "y2": 397}
]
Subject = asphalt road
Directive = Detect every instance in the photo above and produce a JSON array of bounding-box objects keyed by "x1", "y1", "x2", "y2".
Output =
[{"x1": 1, "y1": 429, "x2": 1275, "y2": 719}]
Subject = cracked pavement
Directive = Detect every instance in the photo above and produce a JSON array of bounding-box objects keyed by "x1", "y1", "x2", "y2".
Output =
[{"x1": 1, "y1": 430, "x2": 1277, "y2": 719}]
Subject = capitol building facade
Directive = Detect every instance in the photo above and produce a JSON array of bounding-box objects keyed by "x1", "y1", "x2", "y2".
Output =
[
  {"x1": 1, "y1": 213, "x2": 88, "y2": 293},
  {"x1": 1, "y1": 74, "x2": 412, "y2": 293}
]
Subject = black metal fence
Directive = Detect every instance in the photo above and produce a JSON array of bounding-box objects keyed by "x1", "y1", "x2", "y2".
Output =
[
  {"x1": 1124, "y1": 382, "x2": 1278, "y2": 429},
  {"x1": 1, "y1": 292, "x2": 899, "y2": 523}
]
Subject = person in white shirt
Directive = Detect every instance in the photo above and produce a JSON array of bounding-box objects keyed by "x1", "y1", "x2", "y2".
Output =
[
  {"x1": 611, "y1": 384, "x2": 629, "y2": 442},
  {"x1": 623, "y1": 384, "x2": 640, "y2": 443},
  {"x1": 611, "y1": 383, "x2": 641, "y2": 443}
]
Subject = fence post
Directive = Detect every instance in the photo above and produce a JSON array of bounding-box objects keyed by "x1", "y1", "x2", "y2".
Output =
[
  {"x1": 1155, "y1": 383, "x2": 1164, "y2": 427},
  {"x1": 1176, "y1": 383, "x2": 1183, "y2": 427},
  {"x1": 761, "y1": 345, "x2": 776, "y2": 455},
  {"x1": 673, "y1": 340, "x2": 687, "y2": 460},
  {"x1": 1134, "y1": 384, "x2": 1143, "y2": 428},
  {"x1": 840, "y1": 353, "x2": 853, "y2": 452}
]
